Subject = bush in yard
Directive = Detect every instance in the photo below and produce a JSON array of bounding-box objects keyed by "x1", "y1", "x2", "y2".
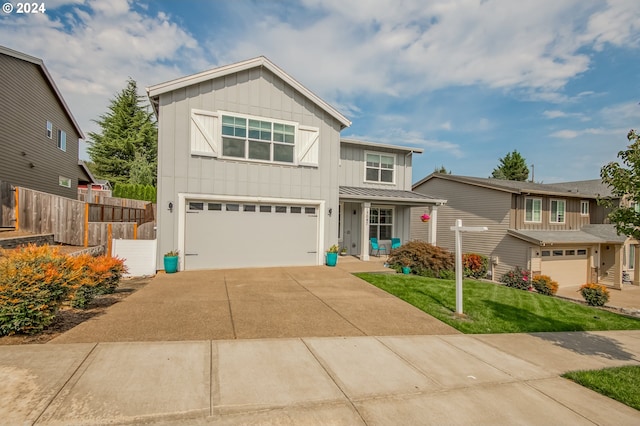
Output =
[
  {"x1": 0, "y1": 245, "x2": 81, "y2": 335},
  {"x1": 388, "y1": 241, "x2": 454, "y2": 278},
  {"x1": 580, "y1": 283, "x2": 610, "y2": 306},
  {"x1": 463, "y1": 253, "x2": 488, "y2": 279},
  {"x1": 500, "y1": 266, "x2": 531, "y2": 290},
  {"x1": 531, "y1": 275, "x2": 559, "y2": 296},
  {"x1": 64, "y1": 254, "x2": 127, "y2": 308}
]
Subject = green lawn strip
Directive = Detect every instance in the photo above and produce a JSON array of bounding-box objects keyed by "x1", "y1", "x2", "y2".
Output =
[
  {"x1": 563, "y1": 366, "x2": 640, "y2": 411},
  {"x1": 356, "y1": 273, "x2": 640, "y2": 334}
]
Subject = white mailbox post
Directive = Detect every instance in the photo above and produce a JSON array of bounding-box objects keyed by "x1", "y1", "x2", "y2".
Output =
[{"x1": 450, "y1": 219, "x2": 488, "y2": 315}]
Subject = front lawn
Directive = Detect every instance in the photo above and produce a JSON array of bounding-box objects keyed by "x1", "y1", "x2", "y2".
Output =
[
  {"x1": 563, "y1": 366, "x2": 640, "y2": 411},
  {"x1": 356, "y1": 273, "x2": 640, "y2": 334}
]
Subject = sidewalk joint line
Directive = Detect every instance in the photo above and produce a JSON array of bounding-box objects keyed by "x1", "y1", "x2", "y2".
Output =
[{"x1": 223, "y1": 276, "x2": 237, "y2": 339}]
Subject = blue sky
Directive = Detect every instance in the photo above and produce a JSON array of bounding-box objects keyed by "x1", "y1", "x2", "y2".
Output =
[{"x1": 1, "y1": 0, "x2": 639, "y2": 183}]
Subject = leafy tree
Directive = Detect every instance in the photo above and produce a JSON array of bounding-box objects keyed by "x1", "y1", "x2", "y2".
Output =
[
  {"x1": 434, "y1": 165, "x2": 451, "y2": 174},
  {"x1": 491, "y1": 150, "x2": 530, "y2": 181},
  {"x1": 129, "y1": 152, "x2": 155, "y2": 186},
  {"x1": 600, "y1": 129, "x2": 640, "y2": 239},
  {"x1": 87, "y1": 78, "x2": 157, "y2": 186}
]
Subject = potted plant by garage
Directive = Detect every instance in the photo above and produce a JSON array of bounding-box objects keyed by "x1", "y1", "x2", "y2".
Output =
[
  {"x1": 400, "y1": 257, "x2": 412, "y2": 275},
  {"x1": 340, "y1": 247, "x2": 348, "y2": 256},
  {"x1": 164, "y1": 249, "x2": 179, "y2": 274},
  {"x1": 326, "y1": 244, "x2": 340, "y2": 267}
]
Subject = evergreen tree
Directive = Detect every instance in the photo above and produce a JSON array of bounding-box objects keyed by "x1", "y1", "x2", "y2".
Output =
[
  {"x1": 491, "y1": 150, "x2": 530, "y2": 181},
  {"x1": 87, "y1": 78, "x2": 157, "y2": 185},
  {"x1": 129, "y1": 152, "x2": 155, "y2": 186},
  {"x1": 600, "y1": 129, "x2": 640, "y2": 239},
  {"x1": 434, "y1": 165, "x2": 451, "y2": 174}
]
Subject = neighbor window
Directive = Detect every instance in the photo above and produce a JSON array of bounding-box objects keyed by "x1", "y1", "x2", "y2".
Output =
[
  {"x1": 221, "y1": 114, "x2": 295, "y2": 163},
  {"x1": 46, "y1": 121, "x2": 53, "y2": 139},
  {"x1": 369, "y1": 207, "x2": 393, "y2": 240},
  {"x1": 57, "y1": 130, "x2": 66, "y2": 151},
  {"x1": 629, "y1": 245, "x2": 636, "y2": 270},
  {"x1": 58, "y1": 176, "x2": 71, "y2": 188},
  {"x1": 550, "y1": 199, "x2": 566, "y2": 223},
  {"x1": 525, "y1": 198, "x2": 542, "y2": 223},
  {"x1": 365, "y1": 152, "x2": 395, "y2": 183},
  {"x1": 581, "y1": 200, "x2": 589, "y2": 216}
]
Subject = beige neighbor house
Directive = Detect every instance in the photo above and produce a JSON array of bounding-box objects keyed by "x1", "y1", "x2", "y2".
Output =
[
  {"x1": 411, "y1": 173, "x2": 640, "y2": 289},
  {"x1": 147, "y1": 56, "x2": 444, "y2": 271}
]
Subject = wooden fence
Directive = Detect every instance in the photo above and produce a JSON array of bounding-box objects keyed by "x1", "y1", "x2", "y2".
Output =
[
  {"x1": 0, "y1": 180, "x2": 15, "y2": 227},
  {"x1": 10, "y1": 185, "x2": 155, "y2": 248}
]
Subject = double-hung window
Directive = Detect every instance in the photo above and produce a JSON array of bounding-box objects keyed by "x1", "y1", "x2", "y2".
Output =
[
  {"x1": 221, "y1": 114, "x2": 295, "y2": 163},
  {"x1": 365, "y1": 152, "x2": 395, "y2": 183},
  {"x1": 550, "y1": 199, "x2": 566, "y2": 223},
  {"x1": 525, "y1": 198, "x2": 542, "y2": 223},
  {"x1": 581, "y1": 200, "x2": 589, "y2": 216},
  {"x1": 369, "y1": 207, "x2": 393, "y2": 240},
  {"x1": 57, "y1": 130, "x2": 66, "y2": 151},
  {"x1": 46, "y1": 121, "x2": 53, "y2": 139}
]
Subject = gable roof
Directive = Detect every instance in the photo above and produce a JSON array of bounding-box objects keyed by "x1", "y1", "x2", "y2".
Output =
[
  {"x1": 341, "y1": 138, "x2": 424, "y2": 154},
  {"x1": 414, "y1": 173, "x2": 610, "y2": 199},
  {"x1": 146, "y1": 56, "x2": 351, "y2": 129},
  {"x1": 508, "y1": 224, "x2": 626, "y2": 245},
  {"x1": 0, "y1": 45, "x2": 84, "y2": 138}
]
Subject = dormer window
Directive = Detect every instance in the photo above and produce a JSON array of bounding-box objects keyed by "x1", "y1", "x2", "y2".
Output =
[{"x1": 365, "y1": 152, "x2": 395, "y2": 184}]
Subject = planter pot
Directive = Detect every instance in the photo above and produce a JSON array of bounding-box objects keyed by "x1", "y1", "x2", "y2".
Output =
[
  {"x1": 164, "y1": 256, "x2": 179, "y2": 273},
  {"x1": 421, "y1": 219, "x2": 430, "y2": 223},
  {"x1": 402, "y1": 266, "x2": 411, "y2": 274},
  {"x1": 326, "y1": 252, "x2": 338, "y2": 267}
]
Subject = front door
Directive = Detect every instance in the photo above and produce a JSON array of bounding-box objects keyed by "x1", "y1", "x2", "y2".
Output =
[{"x1": 343, "y1": 203, "x2": 361, "y2": 255}]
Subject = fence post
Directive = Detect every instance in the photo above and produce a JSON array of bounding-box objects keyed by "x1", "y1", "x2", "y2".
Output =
[
  {"x1": 84, "y1": 203, "x2": 89, "y2": 247},
  {"x1": 14, "y1": 187, "x2": 19, "y2": 231},
  {"x1": 107, "y1": 223, "x2": 112, "y2": 257},
  {"x1": 133, "y1": 223, "x2": 138, "y2": 240}
]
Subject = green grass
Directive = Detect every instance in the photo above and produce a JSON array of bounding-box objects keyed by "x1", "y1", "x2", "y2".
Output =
[
  {"x1": 563, "y1": 366, "x2": 640, "y2": 410},
  {"x1": 356, "y1": 273, "x2": 640, "y2": 334}
]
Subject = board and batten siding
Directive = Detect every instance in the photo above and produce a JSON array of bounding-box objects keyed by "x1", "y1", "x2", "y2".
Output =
[
  {"x1": 413, "y1": 177, "x2": 532, "y2": 279},
  {"x1": 0, "y1": 53, "x2": 80, "y2": 199},
  {"x1": 512, "y1": 195, "x2": 592, "y2": 230},
  {"x1": 339, "y1": 143, "x2": 413, "y2": 190},
  {"x1": 156, "y1": 67, "x2": 342, "y2": 264}
]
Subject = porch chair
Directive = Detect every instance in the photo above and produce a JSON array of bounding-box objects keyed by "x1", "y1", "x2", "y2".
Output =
[
  {"x1": 391, "y1": 238, "x2": 401, "y2": 250},
  {"x1": 370, "y1": 238, "x2": 388, "y2": 257}
]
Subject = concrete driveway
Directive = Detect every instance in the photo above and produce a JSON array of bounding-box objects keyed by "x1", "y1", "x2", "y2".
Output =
[{"x1": 51, "y1": 265, "x2": 458, "y2": 343}]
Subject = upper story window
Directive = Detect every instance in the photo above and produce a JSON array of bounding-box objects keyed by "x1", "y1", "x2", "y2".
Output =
[
  {"x1": 525, "y1": 197, "x2": 542, "y2": 223},
  {"x1": 550, "y1": 199, "x2": 566, "y2": 223},
  {"x1": 46, "y1": 121, "x2": 53, "y2": 139},
  {"x1": 221, "y1": 114, "x2": 295, "y2": 163},
  {"x1": 58, "y1": 176, "x2": 71, "y2": 188},
  {"x1": 581, "y1": 200, "x2": 590, "y2": 216},
  {"x1": 57, "y1": 130, "x2": 66, "y2": 151},
  {"x1": 365, "y1": 152, "x2": 395, "y2": 184}
]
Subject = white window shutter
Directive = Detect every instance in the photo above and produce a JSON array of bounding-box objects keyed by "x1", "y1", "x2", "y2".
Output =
[
  {"x1": 297, "y1": 126, "x2": 320, "y2": 166},
  {"x1": 190, "y1": 109, "x2": 219, "y2": 156}
]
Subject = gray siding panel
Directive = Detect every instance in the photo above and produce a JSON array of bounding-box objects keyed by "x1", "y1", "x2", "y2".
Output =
[
  {"x1": 0, "y1": 53, "x2": 80, "y2": 198},
  {"x1": 339, "y1": 143, "x2": 412, "y2": 191}
]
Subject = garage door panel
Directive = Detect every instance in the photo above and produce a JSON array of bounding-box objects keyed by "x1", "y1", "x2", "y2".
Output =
[
  {"x1": 540, "y1": 248, "x2": 588, "y2": 288},
  {"x1": 185, "y1": 202, "x2": 319, "y2": 270}
]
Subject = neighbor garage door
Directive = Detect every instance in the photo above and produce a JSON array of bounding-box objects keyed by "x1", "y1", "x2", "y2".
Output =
[
  {"x1": 540, "y1": 247, "x2": 589, "y2": 288},
  {"x1": 184, "y1": 200, "x2": 319, "y2": 270}
]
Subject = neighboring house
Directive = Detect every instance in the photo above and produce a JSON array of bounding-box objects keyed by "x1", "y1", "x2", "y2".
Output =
[
  {"x1": 147, "y1": 56, "x2": 444, "y2": 271},
  {"x1": 412, "y1": 174, "x2": 639, "y2": 289},
  {"x1": 0, "y1": 45, "x2": 85, "y2": 198}
]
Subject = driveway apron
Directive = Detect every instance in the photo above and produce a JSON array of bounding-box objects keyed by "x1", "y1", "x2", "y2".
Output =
[{"x1": 51, "y1": 266, "x2": 458, "y2": 343}]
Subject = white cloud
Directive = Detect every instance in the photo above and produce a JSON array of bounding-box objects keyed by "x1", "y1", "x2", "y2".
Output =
[
  {"x1": 349, "y1": 128, "x2": 464, "y2": 158},
  {"x1": 550, "y1": 127, "x2": 624, "y2": 139},
  {"x1": 543, "y1": 110, "x2": 590, "y2": 121}
]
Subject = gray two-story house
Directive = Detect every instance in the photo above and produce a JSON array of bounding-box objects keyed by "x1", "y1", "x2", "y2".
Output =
[
  {"x1": 147, "y1": 56, "x2": 443, "y2": 271},
  {"x1": 412, "y1": 174, "x2": 638, "y2": 289},
  {"x1": 0, "y1": 45, "x2": 85, "y2": 198}
]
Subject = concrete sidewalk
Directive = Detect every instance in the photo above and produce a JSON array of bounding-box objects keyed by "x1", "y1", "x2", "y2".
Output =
[{"x1": 2, "y1": 331, "x2": 639, "y2": 425}]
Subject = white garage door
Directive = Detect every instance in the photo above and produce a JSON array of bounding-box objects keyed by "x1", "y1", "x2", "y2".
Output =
[
  {"x1": 184, "y1": 200, "x2": 319, "y2": 270},
  {"x1": 540, "y1": 248, "x2": 589, "y2": 288}
]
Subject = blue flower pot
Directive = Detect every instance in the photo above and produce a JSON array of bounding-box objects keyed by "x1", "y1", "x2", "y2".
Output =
[
  {"x1": 164, "y1": 256, "x2": 179, "y2": 273},
  {"x1": 326, "y1": 252, "x2": 338, "y2": 267},
  {"x1": 402, "y1": 266, "x2": 411, "y2": 274}
]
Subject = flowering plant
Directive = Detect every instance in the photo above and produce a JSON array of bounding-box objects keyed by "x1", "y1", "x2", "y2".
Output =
[
  {"x1": 420, "y1": 213, "x2": 431, "y2": 222},
  {"x1": 500, "y1": 266, "x2": 531, "y2": 290}
]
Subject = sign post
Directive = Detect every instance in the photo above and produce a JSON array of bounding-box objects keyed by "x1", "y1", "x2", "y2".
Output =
[{"x1": 450, "y1": 219, "x2": 488, "y2": 315}]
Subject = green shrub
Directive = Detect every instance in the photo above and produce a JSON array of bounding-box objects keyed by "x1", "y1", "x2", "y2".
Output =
[
  {"x1": 388, "y1": 241, "x2": 454, "y2": 278},
  {"x1": 500, "y1": 266, "x2": 531, "y2": 290},
  {"x1": 463, "y1": 253, "x2": 488, "y2": 279},
  {"x1": 580, "y1": 283, "x2": 610, "y2": 306},
  {"x1": 532, "y1": 274, "x2": 559, "y2": 295}
]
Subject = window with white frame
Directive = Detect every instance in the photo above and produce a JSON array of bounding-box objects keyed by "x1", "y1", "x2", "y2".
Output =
[
  {"x1": 629, "y1": 244, "x2": 636, "y2": 270},
  {"x1": 221, "y1": 114, "x2": 295, "y2": 163},
  {"x1": 581, "y1": 200, "x2": 589, "y2": 216},
  {"x1": 525, "y1": 197, "x2": 542, "y2": 223},
  {"x1": 58, "y1": 176, "x2": 71, "y2": 188},
  {"x1": 46, "y1": 121, "x2": 53, "y2": 139},
  {"x1": 57, "y1": 130, "x2": 66, "y2": 151},
  {"x1": 369, "y1": 207, "x2": 393, "y2": 240},
  {"x1": 550, "y1": 199, "x2": 566, "y2": 223},
  {"x1": 365, "y1": 152, "x2": 395, "y2": 183}
]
